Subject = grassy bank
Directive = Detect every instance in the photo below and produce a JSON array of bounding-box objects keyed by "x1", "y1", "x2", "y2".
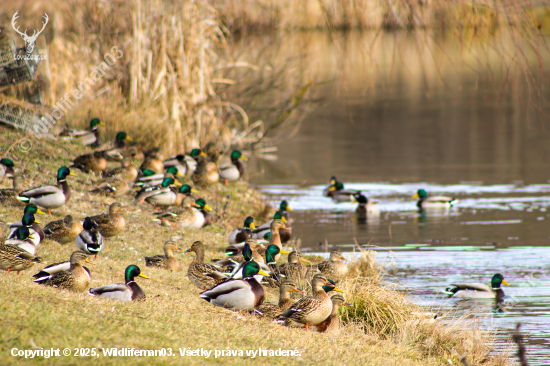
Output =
[{"x1": 0, "y1": 127, "x2": 512, "y2": 365}]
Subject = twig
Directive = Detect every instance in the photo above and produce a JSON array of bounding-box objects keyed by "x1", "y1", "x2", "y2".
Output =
[{"x1": 513, "y1": 323, "x2": 529, "y2": 366}]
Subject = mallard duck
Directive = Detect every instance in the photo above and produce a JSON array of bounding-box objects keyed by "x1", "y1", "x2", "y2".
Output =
[
  {"x1": 267, "y1": 219, "x2": 290, "y2": 260},
  {"x1": 228, "y1": 216, "x2": 255, "y2": 244},
  {"x1": 229, "y1": 240, "x2": 272, "y2": 280},
  {"x1": 59, "y1": 118, "x2": 104, "y2": 147},
  {"x1": 194, "y1": 198, "x2": 212, "y2": 227},
  {"x1": 88, "y1": 202, "x2": 126, "y2": 238},
  {"x1": 444, "y1": 273, "x2": 509, "y2": 299},
  {"x1": 252, "y1": 211, "x2": 291, "y2": 243},
  {"x1": 157, "y1": 197, "x2": 204, "y2": 229},
  {"x1": 413, "y1": 189, "x2": 457, "y2": 209},
  {"x1": 99, "y1": 131, "x2": 133, "y2": 162},
  {"x1": 89, "y1": 265, "x2": 148, "y2": 302},
  {"x1": 135, "y1": 167, "x2": 183, "y2": 188},
  {"x1": 0, "y1": 158, "x2": 15, "y2": 181},
  {"x1": 199, "y1": 261, "x2": 269, "y2": 311},
  {"x1": 6, "y1": 226, "x2": 37, "y2": 255},
  {"x1": 186, "y1": 240, "x2": 228, "y2": 290},
  {"x1": 324, "y1": 177, "x2": 359, "y2": 203},
  {"x1": 135, "y1": 176, "x2": 181, "y2": 206},
  {"x1": 9, "y1": 212, "x2": 43, "y2": 246},
  {"x1": 311, "y1": 294, "x2": 350, "y2": 333},
  {"x1": 76, "y1": 217, "x2": 105, "y2": 258},
  {"x1": 274, "y1": 274, "x2": 333, "y2": 331},
  {"x1": 163, "y1": 154, "x2": 189, "y2": 176},
  {"x1": 0, "y1": 175, "x2": 27, "y2": 206},
  {"x1": 102, "y1": 157, "x2": 138, "y2": 184},
  {"x1": 256, "y1": 280, "x2": 304, "y2": 318},
  {"x1": 173, "y1": 184, "x2": 198, "y2": 207},
  {"x1": 279, "y1": 251, "x2": 310, "y2": 281},
  {"x1": 90, "y1": 177, "x2": 129, "y2": 198},
  {"x1": 71, "y1": 151, "x2": 108, "y2": 173},
  {"x1": 43, "y1": 215, "x2": 84, "y2": 244},
  {"x1": 17, "y1": 167, "x2": 76, "y2": 215},
  {"x1": 34, "y1": 250, "x2": 95, "y2": 292},
  {"x1": 215, "y1": 240, "x2": 256, "y2": 268},
  {"x1": 219, "y1": 150, "x2": 247, "y2": 183},
  {"x1": 0, "y1": 243, "x2": 40, "y2": 274},
  {"x1": 279, "y1": 200, "x2": 292, "y2": 221},
  {"x1": 145, "y1": 240, "x2": 183, "y2": 271},
  {"x1": 0, "y1": 220, "x2": 41, "y2": 274},
  {"x1": 260, "y1": 244, "x2": 290, "y2": 278},
  {"x1": 192, "y1": 149, "x2": 219, "y2": 187},
  {"x1": 203, "y1": 142, "x2": 221, "y2": 164},
  {"x1": 353, "y1": 193, "x2": 379, "y2": 219},
  {"x1": 311, "y1": 251, "x2": 348, "y2": 280}
]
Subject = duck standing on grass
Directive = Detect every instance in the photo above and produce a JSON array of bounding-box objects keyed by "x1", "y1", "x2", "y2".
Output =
[
  {"x1": 145, "y1": 240, "x2": 184, "y2": 271},
  {"x1": 412, "y1": 189, "x2": 457, "y2": 209},
  {"x1": 34, "y1": 250, "x2": 95, "y2": 292},
  {"x1": 76, "y1": 217, "x2": 104, "y2": 259},
  {"x1": 199, "y1": 261, "x2": 269, "y2": 311},
  {"x1": 17, "y1": 167, "x2": 76, "y2": 215},
  {"x1": 89, "y1": 265, "x2": 148, "y2": 302},
  {"x1": 43, "y1": 215, "x2": 84, "y2": 244},
  {"x1": 274, "y1": 274, "x2": 334, "y2": 331},
  {"x1": 227, "y1": 216, "x2": 255, "y2": 244},
  {"x1": 186, "y1": 241, "x2": 228, "y2": 290},
  {"x1": 219, "y1": 150, "x2": 247, "y2": 183},
  {"x1": 88, "y1": 202, "x2": 126, "y2": 238},
  {"x1": 444, "y1": 273, "x2": 509, "y2": 299}
]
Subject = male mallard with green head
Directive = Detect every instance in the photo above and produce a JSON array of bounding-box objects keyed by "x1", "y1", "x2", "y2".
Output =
[
  {"x1": 88, "y1": 202, "x2": 126, "y2": 238},
  {"x1": 413, "y1": 189, "x2": 456, "y2": 209},
  {"x1": 9, "y1": 211, "x2": 44, "y2": 246},
  {"x1": 199, "y1": 261, "x2": 268, "y2": 311},
  {"x1": 43, "y1": 215, "x2": 84, "y2": 244},
  {"x1": 274, "y1": 274, "x2": 333, "y2": 331},
  {"x1": 444, "y1": 273, "x2": 509, "y2": 299},
  {"x1": 17, "y1": 167, "x2": 76, "y2": 215},
  {"x1": 6, "y1": 226, "x2": 37, "y2": 255},
  {"x1": 353, "y1": 193, "x2": 379, "y2": 219},
  {"x1": 76, "y1": 217, "x2": 104, "y2": 258},
  {"x1": 227, "y1": 216, "x2": 255, "y2": 244},
  {"x1": 186, "y1": 241, "x2": 228, "y2": 290},
  {"x1": 59, "y1": 118, "x2": 104, "y2": 147},
  {"x1": 219, "y1": 150, "x2": 247, "y2": 183},
  {"x1": 34, "y1": 250, "x2": 95, "y2": 292},
  {"x1": 145, "y1": 240, "x2": 184, "y2": 271},
  {"x1": 89, "y1": 265, "x2": 148, "y2": 302},
  {"x1": 324, "y1": 177, "x2": 360, "y2": 203},
  {"x1": 100, "y1": 131, "x2": 133, "y2": 162},
  {"x1": 0, "y1": 221, "x2": 41, "y2": 274}
]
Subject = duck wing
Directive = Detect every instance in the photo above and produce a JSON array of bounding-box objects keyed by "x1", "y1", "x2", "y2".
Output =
[{"x1": 19, "y1": 185, "x2": 61, "y2": 199}]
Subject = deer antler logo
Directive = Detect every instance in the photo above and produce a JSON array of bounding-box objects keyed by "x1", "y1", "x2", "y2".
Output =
[{"x1": 12, "y1": 11, "x2": 49, "y2": 54}]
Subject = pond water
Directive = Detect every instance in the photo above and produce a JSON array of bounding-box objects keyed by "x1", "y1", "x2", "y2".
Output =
[{"x1": 242, "y1": 32, "x2": 550, "y2": 361}]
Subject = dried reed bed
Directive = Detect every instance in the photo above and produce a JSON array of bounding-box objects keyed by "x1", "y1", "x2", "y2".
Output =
[{"x1": 0, "y1": 0, "x2": 309, "y2": 154}]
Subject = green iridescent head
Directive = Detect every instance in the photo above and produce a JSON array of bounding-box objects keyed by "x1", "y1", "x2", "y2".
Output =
[
  {"x1": 263, "y1": 232, "x2": 271, "y2": 241},
  {"x1": 1, "y1": 158, "x2": 14, "y2": 167},
  {"x1": 279, "y1": 200, "x2": 291, "y2": 211},
  {"x1": 241, "y1": 261, "x2": 267, "y2": 278},
  {"x1": 265, "y1": 244, "x2": 281, "y2": 264},
  {"x1": 24, "y1": 204, "x2": 45, "y2": 215},
  {"x1": 413, "y1": 189, "x2": 427, "y2": 199},
  {"x1": 12, "y1": 226, "x2": 30, "y2": 240},
  {"x1": 141, "y1": 168, "x2": 156, "y2": 177},
  {"x1": 243, "y1": 216, "x2": 255, "y2": 229},
  {"x1": 161, "y1": 177, "x2": 176, "y2": 187},
  {"x1": 21, "y1": 212, "x2": 38, "y2": 226},
  {"x1": 115, "y1": 131, "x2": 131, "y2": 142},
  {"x1": 230, "y1": 150, "x2": 247, "y2": 162},
  {"x1": 57, "y1": 167, "x2": 74, "y2": 181},
  {"x1": 242, "y1": 243, "x2": 252, "y2": 262},
  {"x1": 90, "y1": 118, "x2": 102, "y2": 130},
  {"x1": 491, "y1": 273, "x2": 509, "y2": 289},
  {"x1": 165, "y1": 166, "x2": 181, "y2": 176},
  {"x1": 195, "y1": 198, "x2": 211, "y2": 211},
  {"x1": 354, "y1": 194, "x2": 368, "y2": 204},
  {"x1": 190, "y1": 148, "x2": 206, "y2": 159},
  {"x1": 124, "y1": 264, "x2": 148, "y2": 284}
]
